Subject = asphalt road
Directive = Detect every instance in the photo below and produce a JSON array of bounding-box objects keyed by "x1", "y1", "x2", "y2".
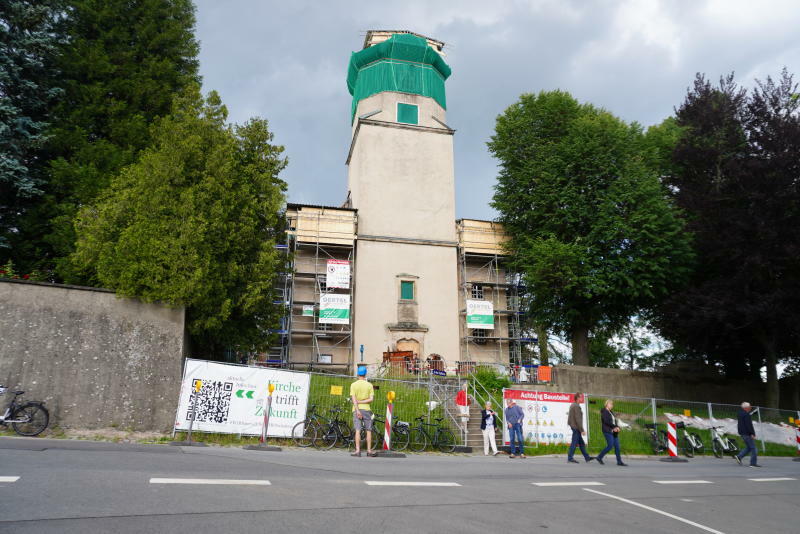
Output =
[{"x1": 1, "y1": 437, "x2": 798, "y2": 533}]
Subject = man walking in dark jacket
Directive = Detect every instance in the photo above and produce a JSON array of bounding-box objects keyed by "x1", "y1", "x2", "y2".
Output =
[
  {"x1": 567, "y1": 393, "x2": 594, "y2": 464},
  {"x1": 735, "y1": 402, "x2": 761, "y2": 467}
]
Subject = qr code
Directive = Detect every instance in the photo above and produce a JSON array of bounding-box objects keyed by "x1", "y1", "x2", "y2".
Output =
[{"x1": 186, "y1": 379, "x2": 233, "y2": 423}]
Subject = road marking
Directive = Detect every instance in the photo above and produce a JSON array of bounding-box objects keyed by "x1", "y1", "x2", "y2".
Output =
[
  {"x1": 364, "y1": 481, "x2": 461, "y2": 487},
  {"x1": 748, "y1": 477, "x2": 796, "y2": 482},
  {"x1": 653, "y1": 480, "x2": 713, "y2": 484},
  {"x1": 149, "y1": 478, "x2": 271, "y2": 486},
  {"x1": 532, "y1": 481, "x2": 605, "y2": 486},
  {"x1": 584, "y1": 488, "x2": 726, "y2": 534},
  {"x1": 0, "y1": 476, "x2": 20, "y2": 483}
]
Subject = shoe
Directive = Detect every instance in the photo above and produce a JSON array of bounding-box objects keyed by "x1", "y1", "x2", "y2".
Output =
[
  {"x1": 617, "y1": 462, "x2": 628, "y2": 466},
  {"x1": 351, "y1": 452, "x2": 361, "y2": 457},
  {"x1": 735, "y1": 455, "x2": 742, "y2": 466},
  {"x1": 568, "y1": 458, "x2": 579, "y2": 464},
  {"x1": 749, "y1": 464, "x2": 762, "y2": 468},
  {"x1": 586, "y1": 457, "x2": 595, "y2": 463},
  {"x1": 509, "y1": 455, "x2": 516, "y2": 459},
  {"x1": 493, "y1": 451, "x2": 500, "y2": 456},
  {"x1": 520, "y1": 454, "x2": 526, "y2": 459},
  {"x1": 596, "y1": 457, "x2": 605, "y2": 465},
  {"x1": 367, "y1": 451, "x2": 378, "y2": 457}
]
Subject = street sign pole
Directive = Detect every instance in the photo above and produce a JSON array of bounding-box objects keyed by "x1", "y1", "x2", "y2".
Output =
[
  {"x1": 170, "y1": 379, "x2": 208, "y2": 447},
  {"x1": 375, "y1": 391, "x2": 405, "y2": 458},
  {"x1": 245, "y1": 382, "x2": 281, "y2": 452}
]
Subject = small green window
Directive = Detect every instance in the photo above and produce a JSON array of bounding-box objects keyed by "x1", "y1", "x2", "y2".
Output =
[
  {"x1": 397, "y1": 103, "x2": 418, "y2": 125},
  {"x1": 400, "y1": 281, "x2": 414, "y2": 300}
]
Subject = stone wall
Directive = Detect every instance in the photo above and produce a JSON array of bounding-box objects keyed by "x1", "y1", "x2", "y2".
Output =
[
  {"x1": 532, "y1": 365, "x2": 767, "y2": 406},
  {"x1": 0, "y1": 279, "x2": 185, "y2": 431}
]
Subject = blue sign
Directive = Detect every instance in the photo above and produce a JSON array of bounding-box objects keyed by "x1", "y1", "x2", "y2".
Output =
[{"x1": 431, "y1": 369, "x2": 447, "y2": 377}]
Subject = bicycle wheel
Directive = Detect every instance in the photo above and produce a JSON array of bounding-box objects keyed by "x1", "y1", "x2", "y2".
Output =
[
  {"x1": 658, "y1": 430, "x2": 669, "y2": 453},
  {"x1": 690, "y1": 433, "x2": 704, "y2": 455},
  {"x1": 334, "y1": 420, "x2": 352, "y2": 448},
  {"x1": 682, "y1": 435, "x2": 694, "y2": 458},
  {"x1": 711, "y1": 438, "x2": 723, "y2": 458},
  {"x1": 391, "y1": 426, "x2": 410, "y2": 451},
  {"x1": 291, "y1": 420, "x2": 317, "y2": 447},
  {"x1": 650, "y1": 433, "x2": 663, "y2": 454},
  {"x1": 11, "y1": 403, "x2": 49, "y2": 437},
  {"x1": 408, "y1": 428, "x2": 428, "y2": 452},
  {"x1": 727, "y1": 437, "x2": 739, "y2": 456},
  {"x1": 313, "y1": 423, "x2": 338, "y2": 450},
  {"x1": 436, "y1": 429, "x2": 456, "y2": 453}
]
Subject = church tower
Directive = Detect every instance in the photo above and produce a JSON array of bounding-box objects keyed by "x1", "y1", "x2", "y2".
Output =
[{"x1": 346, "y1": 30, "x2": 460, "y2": 365}]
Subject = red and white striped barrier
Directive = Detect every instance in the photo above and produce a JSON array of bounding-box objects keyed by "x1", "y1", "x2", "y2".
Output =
[
  {"x1": 667, "y1": 421, "x2": 678, "y2": 457},
  {"x1": 383, "y1": 402, "x2": 393, "y2": 451},
  {"x1": 795, "y1": 426, "x2": 800, "y2": 456}
]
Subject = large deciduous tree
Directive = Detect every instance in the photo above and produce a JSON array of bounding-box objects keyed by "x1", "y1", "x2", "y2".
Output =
[
  {"x1": 655, "y1": 72, "x2": 800, "y2": 407},
  {"x1": 70, "y1": 87, "x2": 289, "y2": 357},
  {"x1": 489, "y1": 90, "x2": 693, "y2": 366},
  {"x1": 0, "y1": 0, "x2": 64, "y2": 250}
]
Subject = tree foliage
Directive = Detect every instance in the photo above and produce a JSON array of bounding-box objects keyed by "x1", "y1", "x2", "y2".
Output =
[
  {"x1": 9, "y1": 0, "x2": 199, "y2": 276},
  {"x1": 0, "y1": 0, "x2": 64, "y2": 249},
  {"x1": 489, "y1": 90, "x2": 693, "y2": 366},
  {"x1": 654, "y1": 71, "x2": 800, "y2": 407},
  {"x1": 70, "y1": 87, "x2": 288, "y2": 356}
]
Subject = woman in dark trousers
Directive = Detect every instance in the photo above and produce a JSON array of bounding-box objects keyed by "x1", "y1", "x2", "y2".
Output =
[{"x1": 597, "y1": 399, "x2": 627, "y2": 466}]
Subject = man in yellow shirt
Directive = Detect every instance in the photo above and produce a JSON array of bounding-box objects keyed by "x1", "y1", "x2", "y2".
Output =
[{"x1": 350, "y1": 366, "x2": 375, "y2": 457}]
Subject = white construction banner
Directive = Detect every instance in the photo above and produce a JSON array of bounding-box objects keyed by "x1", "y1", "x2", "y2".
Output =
[
  {"x1": 326, "y1": 259, "x2": 350, "y2": 289},
  {"x1": 302, "y1": 305, "x2": 314, "y2": 317},
  {"x1": 319, "y1": 293, "x2": 350, "y2": 324},
  {"x1": 174, "y1": 359, "x2": 310, "y2": 437},
  {"x1": 502, "y1": 389, "x2": 588, "y2": 446},
  {"x1": 466, "y1": 299, "x2": 494, "y2": 329}
]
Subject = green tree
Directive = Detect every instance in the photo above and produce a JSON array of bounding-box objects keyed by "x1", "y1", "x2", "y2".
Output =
[
  {"x1": 70, "y1": 87, "x2": 288, "y2": 357},
  {"x1": 13, "y1": 0, "x2": 199, "y2": 277},
  {"x1": 489, "y1": 90, "x2": 693, "y2": 366},
  {"x1": 0, "y1": 0, "x2": 64, "y2": 249}
]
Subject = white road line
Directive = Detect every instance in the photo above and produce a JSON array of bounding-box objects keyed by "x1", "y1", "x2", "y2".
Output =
[
  {"x1": 364, "y1": 481, "x2": 461, "y2": 487},
  {"x1": 653, "y1": 480, "x2": 713, "y2": 484},
  {"x1": 748, "y1": 477, "x2": 797, "y2": 482},
  {"x1": 149, "y1": 478, "x2": 271, "y2": 486},
  {"x1": 0, "y1": 476, "x2": 20, "y2": 483},
  {"x1": 532, "y1": 481, "x2": 606, "y2": 487},
  {"x1": 584, "y1": 488, "x2": 726, "y2": 534}
]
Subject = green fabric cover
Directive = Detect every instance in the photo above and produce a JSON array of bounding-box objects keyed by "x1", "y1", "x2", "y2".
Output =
[
  {"x1": 347, "y1": 33, "x2": 451, "y2": 122},
  {"x1": 397, "y1": 103, "x2": 419, "y2": 124}
]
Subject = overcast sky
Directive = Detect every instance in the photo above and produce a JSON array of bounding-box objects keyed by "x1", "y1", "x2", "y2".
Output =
[{"x1": 194, "y1": 0, "x2": 800, "y2": 220}]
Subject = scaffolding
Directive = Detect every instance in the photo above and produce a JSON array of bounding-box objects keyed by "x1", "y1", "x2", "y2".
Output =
[
  {"x1": 456, "y1": 219, "x2": 526, "y2": 368},
  {"x1": 281, "y1": 204, "x2": 357, "y2": 373}
]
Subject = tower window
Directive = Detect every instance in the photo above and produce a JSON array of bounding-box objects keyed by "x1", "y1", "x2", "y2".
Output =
[
  {"x1": 397, "y1": 103, "x2": 419, "y2": 125},
  {"x1": 472, "y1": 328, "x2": 488, "y2": 345},
  {"x1": 400, "y1": 280, "x2": 415, "y2": 300},
  {"x1": 471, "y1": 284, "x2": 484, "y2": 299}
]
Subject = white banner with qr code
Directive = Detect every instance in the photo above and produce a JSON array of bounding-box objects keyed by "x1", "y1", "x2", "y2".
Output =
[{"x1": 174, "y1": 359, "x2": 310, "y2": 437}]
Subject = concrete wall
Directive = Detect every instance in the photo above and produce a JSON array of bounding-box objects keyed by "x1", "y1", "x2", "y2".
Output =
[
  {"x1": 529, "y1": 365, "x2": 766, "y2": 405},
  {"x1": 0, "y1": 279, "x2": 185, "y2": 431}
]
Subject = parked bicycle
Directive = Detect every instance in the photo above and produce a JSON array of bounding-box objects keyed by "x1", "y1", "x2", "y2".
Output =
[
  {"x1": 710, "y1": 425, "x2": 740, "y2": 458},
  {"x1": 367, "y1": 415, "x2": 411, "y2": 452},
  {"x1": 676, "y1": 422, "x2": 704, "y2": 457},
  {"x1": 645, "y1": 423, "x2": 668, "y2": 454},
  {"x1": 408, "y1": 415, "x2": 456, "y2": 453},
  {"x1": 314, "y1": 406, "x2": 352, "y2": 450},
  {"x1": 0, "y1": 386, "x2": 49, "y2": 437},
  {"x1": 291, "y1": 404, "x2": 326, "y2": 447}
]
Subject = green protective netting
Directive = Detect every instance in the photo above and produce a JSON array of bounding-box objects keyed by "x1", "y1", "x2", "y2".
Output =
[{"x1": 347, "y1": 33, "x2": 451, "y2": 122}]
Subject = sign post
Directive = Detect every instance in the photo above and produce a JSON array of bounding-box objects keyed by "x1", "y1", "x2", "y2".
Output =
[
  {"x1": 793, "y1": 424, "x2": 800, "y2": 462},
  {"x1": 170, "y1": 379, "x2": 208, "y2": 447},
  {"x1": 244, "y1": 382, "x2": 281, "y2": 452},
  {"x1": 375, "y1": 391, "x2": 405, "y2": 458},
  {"x1": 659, "y1": 421, "x2": 688, "y2": 462}
]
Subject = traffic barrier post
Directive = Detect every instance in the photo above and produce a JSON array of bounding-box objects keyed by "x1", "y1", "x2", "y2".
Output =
[
  {"x1": 170, "y1": 379, "x2": 208, "y2": 447},
  {"x1": 659, "y1": 421, "x2": 688, "y2": 462},
  {"x1": 244, "y1": 382, "x2": 281, "y2": 452},
  {"x1": 793, "y1": 425, "x2": 800, "y2": 462},
  {"x1": 375, "y1": 390, "x2": 405, "y2": 458}
]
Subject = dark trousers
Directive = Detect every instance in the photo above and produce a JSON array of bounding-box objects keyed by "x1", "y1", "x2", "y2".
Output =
[
  {"x1": 598, "y1": 431, "x2": 622, "y2": 464},
  {"x1": 509, "y1": 423, "x2": 524, "y2": 455},
  {"x1": 568, "y1": 427, "x2": 590, "y2": 460},
  {"x1": 737, "y1": 434, "x2": 758, "y2": 466}
]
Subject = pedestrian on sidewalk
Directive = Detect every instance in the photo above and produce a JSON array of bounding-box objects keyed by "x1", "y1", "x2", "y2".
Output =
[
  {"x1": 596, "y1": 399, "x2": 626, "y2": 466},
  {"x1": 735, "y1": 402, "x2": 761, "y2": 467},
  {"x1": 505, "y1": 398, "x2": 525, "y2": 458},
  {"x1": 567, "y1": 393, "x2": 595, "y2": 464},
  {"x1": 350, "y1": 366, "x2": 375, "y2": 457},
  {"x1": 455, "y1": 382, "x2": 471, "y2": 425},
  {"x1": 481, "y1": 401, "x2": 500, "y2": 456}
]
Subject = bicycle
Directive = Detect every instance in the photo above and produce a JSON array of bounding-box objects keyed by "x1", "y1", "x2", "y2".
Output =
[
  {"x1": 369, "y1": 415, "x2": 411, "y2": 451},
  {"x1": 314, "y1": 406, "x2": 352, "y2": 450},
  {"x1": 291, "y1": 404, "x2": 326, "y2": 447},
  {"x1": 645, "y1": 423, "x2": 668, "y2": 454},
  {"x1": 408, "y1": 416, "x2": 456, "y2": 453},
  {"x1": 709, "y1": 425, "x2": 740, "y2": 458},
  {"x1": 0, "y1": 386, "x2": 49, "y2": 437},
  {"x1": 676, "y1": 422, "x2": 704, "y2": 457}
]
